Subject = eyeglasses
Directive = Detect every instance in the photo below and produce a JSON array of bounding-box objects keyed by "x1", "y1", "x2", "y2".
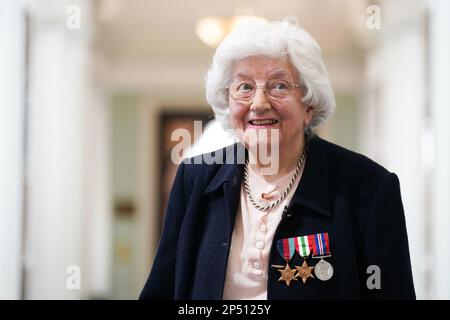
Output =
[{"x1": 226, "y1": 79, "x2": 306, "y2": 102}]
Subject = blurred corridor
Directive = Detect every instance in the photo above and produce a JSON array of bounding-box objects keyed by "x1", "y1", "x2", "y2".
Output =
[{"x1": 1, "y1": 0, "x2": 449, "y2": 299}]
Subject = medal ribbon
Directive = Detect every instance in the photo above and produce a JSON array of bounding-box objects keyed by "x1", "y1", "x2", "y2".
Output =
[
  {"x1": 276, "y1": 237, "x2": 295, "y2": 262},
  {"x1": 308, "y1": 232, "x2": 331, "y2": 257},
  {"x1": 294, "y1": 235, "x2": 310, "y2": 258}
]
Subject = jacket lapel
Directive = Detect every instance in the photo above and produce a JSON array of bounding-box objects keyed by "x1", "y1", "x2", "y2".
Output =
[{"x1": 288, "y1": 135, "x2": 332, "y2": 217}]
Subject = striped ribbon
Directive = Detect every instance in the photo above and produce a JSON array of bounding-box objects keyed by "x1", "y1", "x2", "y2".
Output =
[
  {"x1": 294, "y1": 235, "x2": 310, "y2": 258},
  {"x1": 276, "y1": 237, "x2": 295, "y2": 262},
  {"x1": 308, "y1": 232, "x2": 331, "y2": 257}
]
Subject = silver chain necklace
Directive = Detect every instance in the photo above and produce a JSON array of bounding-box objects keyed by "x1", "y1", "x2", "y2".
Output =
[{"x1": 243, "y1": 148, "x2": 307, "y2": 211}]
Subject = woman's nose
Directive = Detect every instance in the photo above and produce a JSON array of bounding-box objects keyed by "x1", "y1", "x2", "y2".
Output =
[{"x1": 250, "y1": 88, "x2": 271, "y2": 112}]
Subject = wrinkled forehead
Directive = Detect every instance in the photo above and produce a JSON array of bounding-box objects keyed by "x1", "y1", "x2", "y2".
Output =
[{"x1": 230, "y1": 55, "x2": 299, "y2": 82}]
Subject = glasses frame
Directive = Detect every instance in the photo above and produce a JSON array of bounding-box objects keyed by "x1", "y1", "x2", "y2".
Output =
[{"x1": 226, "y1": 80, "x2": 307, "y2": 102}]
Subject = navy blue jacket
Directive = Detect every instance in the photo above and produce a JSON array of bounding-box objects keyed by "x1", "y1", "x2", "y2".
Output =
[{"x1": 140, "y1": 135, "x2": 415, "y2": 300}]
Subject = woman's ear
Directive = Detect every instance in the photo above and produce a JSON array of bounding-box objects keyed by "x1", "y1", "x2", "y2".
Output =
[{"x1": 304, "y1": 106, "x2": 315, "y2": 125}]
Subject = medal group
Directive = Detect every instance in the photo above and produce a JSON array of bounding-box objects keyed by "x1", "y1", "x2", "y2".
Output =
[{"x1": 271, "y1": 232, "x2": 334, "y2": 286}]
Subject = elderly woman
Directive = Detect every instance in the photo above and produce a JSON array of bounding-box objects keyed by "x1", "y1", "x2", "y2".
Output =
[{"x1": 140, "y1": 19, "x2": 415, "y2": 300}]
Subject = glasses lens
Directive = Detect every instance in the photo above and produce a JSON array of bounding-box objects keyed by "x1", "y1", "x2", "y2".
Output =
[
  {"x1": 230, "y1": 81, "x2": 254, "y2": 101},
  {"x1": 267, "y1": 80, "x2": 290, "y2": 99}
]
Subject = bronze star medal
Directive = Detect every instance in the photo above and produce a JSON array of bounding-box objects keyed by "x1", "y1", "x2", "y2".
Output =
[
  {"x1": 274, "y1": 263, "x2": 298, "y2": 286},
  {"x1": 295, "y1": 260, "x2": 315, "y2": 283},
  {"x1": 294, "y1": 235, "x2": 314, "y2": 283},
  {"x1": 274, "y1": 238, "x2": 298, "y2": 287}
]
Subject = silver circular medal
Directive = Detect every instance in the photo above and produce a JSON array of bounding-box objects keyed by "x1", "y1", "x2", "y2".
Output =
[{"x1": 314, "y1": 259, "x2": 334, "y2": 281}]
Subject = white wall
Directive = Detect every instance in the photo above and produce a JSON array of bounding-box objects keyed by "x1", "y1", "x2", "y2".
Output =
[
  {"x1": 361, "y1": 0, "x2": 426, "y2": 298},
  {"x1": 426, "y1": 0, "x2": 450, "y2": 300},
  {"x1": 84, "y1": 86, "x2": 113, "y2": 298},
  {"x1": 0, "y1": 0, "x2": 26, "y2": 299},
  {"x1": 362, "y1": 0, "x2": 450, "y2": 299},
  {"x1": 24, "y1": 0, "x2": 93, "y2": 299}
]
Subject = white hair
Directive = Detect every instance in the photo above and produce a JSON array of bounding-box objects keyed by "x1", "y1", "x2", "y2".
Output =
[{"x1": 205, "y1": 17, "x2": 336, "y2": 138}]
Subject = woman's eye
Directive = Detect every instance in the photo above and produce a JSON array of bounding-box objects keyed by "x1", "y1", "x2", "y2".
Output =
[
  {"x1": 237, "y1": 83, "x2": 253, "y2": 92},
  {"x1": 272, "y1": 82, "x2": 288, "y2": 90}
]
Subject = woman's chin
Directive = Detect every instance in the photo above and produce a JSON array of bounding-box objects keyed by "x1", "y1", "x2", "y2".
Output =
[
  {"x1": 245, "y1": 138, "x2": 280, "y2": 154},
  {"x1": 243, "y1": 126, "x2": 279, "y2": 141}
]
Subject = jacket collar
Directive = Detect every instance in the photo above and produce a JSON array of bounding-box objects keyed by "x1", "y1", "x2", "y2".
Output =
[{"x1": 204, "y1": 135, "x2": 331, "y2": 217}]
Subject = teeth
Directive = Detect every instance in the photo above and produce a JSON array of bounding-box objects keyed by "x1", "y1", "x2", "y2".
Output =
[{"x1": 250, "y1": 119, "x2": 278, "y2": 125}]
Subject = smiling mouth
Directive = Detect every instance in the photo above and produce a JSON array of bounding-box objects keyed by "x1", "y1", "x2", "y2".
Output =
[{"x1": 248, "y1": 119, "x2": 279, "y2": 125}]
